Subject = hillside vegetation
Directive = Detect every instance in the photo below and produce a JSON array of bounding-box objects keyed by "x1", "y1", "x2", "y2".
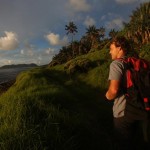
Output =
[
  {"x1": 0, "y1": 46, "x2": 150, "y2": 149},
  {"x1": 0, "y1": 49, "x2": 114, "y2": 150},
  {"x1": 0, "y1": 2, "x2": 149, "y2": 150}
]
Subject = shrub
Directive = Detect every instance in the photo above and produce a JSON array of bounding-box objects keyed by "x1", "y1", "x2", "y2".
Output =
[
  {"x1": 64, "y1": 58, "x2": 91, "y2": 74},
  {"x1": 139, "y1": 44, "x2": 150, "y2": 61}
]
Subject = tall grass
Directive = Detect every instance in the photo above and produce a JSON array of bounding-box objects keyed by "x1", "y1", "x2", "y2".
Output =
[
  {"x1": 0, "y1": 68, "x2": 88, "y2": 149},
  {"x1": 0, "y1": 48, "x2": 114, "y2": 150},
  {"x1": 0, "y1": 48, "x2": 149, "y2": 149}
]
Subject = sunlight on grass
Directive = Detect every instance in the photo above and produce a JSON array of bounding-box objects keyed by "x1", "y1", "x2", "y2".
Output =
[{"x1": 0, "y1": 46, "x2": 149, "y2": 149}]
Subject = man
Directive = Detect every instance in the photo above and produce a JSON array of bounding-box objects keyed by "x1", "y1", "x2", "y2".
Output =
[{"x1": 105, "y1": 36, "x2": 149, "y2": 150}]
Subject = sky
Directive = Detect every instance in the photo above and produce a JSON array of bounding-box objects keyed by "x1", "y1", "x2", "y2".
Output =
[{"x1": 0, "y1": 0, "x2": 149, "y2": 67}]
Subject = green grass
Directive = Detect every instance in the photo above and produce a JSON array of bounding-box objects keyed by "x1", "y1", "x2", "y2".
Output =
[{"x1": 0, "y1": 48, "x2": 149, "y2": 149}]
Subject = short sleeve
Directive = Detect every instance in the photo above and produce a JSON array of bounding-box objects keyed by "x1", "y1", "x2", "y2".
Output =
[{"x1": 108, "y1": 60, "x2": 124, "y2": 80}]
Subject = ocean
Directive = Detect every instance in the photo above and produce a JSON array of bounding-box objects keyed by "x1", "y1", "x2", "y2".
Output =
[{"x1": 0, "y1": 67, "x2": 34, "y2": 84}]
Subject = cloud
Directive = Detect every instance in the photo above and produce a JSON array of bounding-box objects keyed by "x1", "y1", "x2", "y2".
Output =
[
  {"x1": 45, "y1": 48, "x2": 56, "y2": 55},
  {"x1": 101, "y1": 13, "x2": 124, "y2": 30},
  {"x1": 105, "y1": 18, "x2": 124, "y2": 29},
  {"x1": 20, "y1": 43, "x2": 35, "y2": 56},
  {"x1": 101, "y1": 15, "x2": 106, "y2": 21},
  {"x1": 68, "y1": 0, "x2": 91, "y2": 12},
  {"x1": 19, "y1": 46, "x2": 47, "y2": 65},
  {"x1": 19, "y1": 44, "x2": 58, "y2": 66},
  {"x1": 20, "y1": 49, "x2": 24, "y2": 55},
  {"x1": 21, "y1": 49, "x2": 34, "y2": 56},
  {"x1": 45, "y1": 32, "x2": 68, "y2": 46},
  {"x1": 0, "y1": 59, "x2": 13, "y2": 66},
  {"x1": 0, "y1": 31, "x2": 19, "y2": 50},
  {"x1": 0, "y1": 0, "x2": 147, "y2": 66},
  {"x1": 84, "y1": 16, "x2": 96, "y2": 27}
]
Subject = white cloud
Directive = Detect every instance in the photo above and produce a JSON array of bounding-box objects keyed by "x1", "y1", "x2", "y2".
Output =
[
  {"x1": 0, "y1": 59, "x2": 13, "y2": 66},
  {"x1": 0, "y1": 31, "x2": 19, "y2": 50},
  {"x1": 46, "y1": 32, "x2": 68, "y2": 46},
  {"x1": 101, "y1": 13, "x2": 124, "y2": 30},
  {"x1": 84, "y1": 16, "x2": 96, "y2": 27},
  {"x1": 27, "y1": 49, "x2": 34, "y2": 56},
  {"x1": 8, "y1": 60, "x2": 12, "y2": 64},
  {"x1": 20, "y1": 44, "x2": 35, "y2": 56},
  {"x1": 0, "y1": 0, "x2": 147, "y2": 66},
  {"x1": 45, "y1": 48, "x2": 55, "y2": 55},
  {"x1": 105, "y1": 18, "x2": 124, "y2": 29},
  {"x1": 38, "y1": 55, "x2": 42, "y2": 61},
  {"x1": 68, "y1": 0, "x2": 91, "y2": 12},
  {"x1": 20, "y1": 49, "x2": 24, "y2": 55}
]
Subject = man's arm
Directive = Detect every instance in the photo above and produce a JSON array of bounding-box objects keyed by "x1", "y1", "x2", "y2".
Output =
[{"x1": 105, "y1": 80, "x2": 120, "y2": 100}]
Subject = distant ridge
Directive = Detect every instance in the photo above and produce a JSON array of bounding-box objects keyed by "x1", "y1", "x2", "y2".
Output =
[{"x1": 0, "y1": 63, "x2": 38, "y2": 69}]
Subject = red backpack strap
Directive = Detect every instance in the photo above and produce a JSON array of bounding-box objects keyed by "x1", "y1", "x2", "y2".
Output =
[{"x1": 127, "y1": 57, "x2": 149, "y2": 71}]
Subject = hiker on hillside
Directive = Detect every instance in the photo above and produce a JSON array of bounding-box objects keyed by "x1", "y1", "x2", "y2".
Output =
[{"x1": 105, "y1": 36, "x2": 149, "y2": 150}]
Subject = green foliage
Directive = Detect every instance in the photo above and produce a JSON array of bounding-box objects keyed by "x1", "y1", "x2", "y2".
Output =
[
  {"x1": 0, "y1": 69, "x2": 86, "y2": 149},
  {"x1": 0, "y1": 43, "x2": 149, "y2": 149},
  {"x1": 49, "y1": 46, "x2": 73, "y2": 67},
  {"x1": 139, "y1": 43, "x2": 150, "y2": 61},
  {"x1": 0, "y1": 48, "x2": 114, "y2": 150},
  {"x1": 64, "y1": 58, "x2": 92, "y2": 74},
  {"x1": 124, "y1": 2, "x2": 150, "y2": 45}
]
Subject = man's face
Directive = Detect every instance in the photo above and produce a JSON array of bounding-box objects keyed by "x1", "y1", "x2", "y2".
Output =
[{"x1": 109, "y1": 43, "x2": 121, "y2": 60}]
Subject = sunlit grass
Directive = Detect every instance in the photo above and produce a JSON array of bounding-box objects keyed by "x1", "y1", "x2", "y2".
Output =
[{"x1": 0, "y1": 47, "x2": 149, "y2": 149}]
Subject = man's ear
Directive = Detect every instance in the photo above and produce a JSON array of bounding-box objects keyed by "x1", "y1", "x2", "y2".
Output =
[
  {"x1": 118, "y1": 47, "x2": 123, "y2": 55},
  {"x1": 119, "y1": 47, "x2": 122, "y2": 51}
]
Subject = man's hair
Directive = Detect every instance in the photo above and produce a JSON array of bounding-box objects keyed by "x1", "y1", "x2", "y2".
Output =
[{"x1": 110, "y1": 36, "x2": 130, "y2": 53}]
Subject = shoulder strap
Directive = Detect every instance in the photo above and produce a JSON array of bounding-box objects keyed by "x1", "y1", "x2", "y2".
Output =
[
  {"x1": 116, "y1": 57, "x2": 150, "y2": 70},
  {"x1": 127, "y1": 57, "x2": 149, "y2": 71}
]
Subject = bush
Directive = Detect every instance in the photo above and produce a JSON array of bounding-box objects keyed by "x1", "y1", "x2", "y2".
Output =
[
  {"x1": 64, "y1": 58, "x2": 92, "y2": 74},
  {"x1": 139, "y1": 44, "x2": 150, "y2": 61}
]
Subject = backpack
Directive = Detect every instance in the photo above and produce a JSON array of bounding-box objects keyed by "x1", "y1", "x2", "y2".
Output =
[{"x1": 121, "y1": 57, "x2": 150, "y2": 111}]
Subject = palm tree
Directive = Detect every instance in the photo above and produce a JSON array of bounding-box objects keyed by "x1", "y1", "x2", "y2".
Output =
[
  {"x1": 79, "y1": 35, "x2": 91, "y2": 54},
  {"x1": 65, "y1": 21, "x2": 78, "y2": 42},
  {"x1": 86, "y1": 26, "x2": 106, "y2": 49},
  {"x1": 109, "y1": 29, "x2": 118, "y2": 39},
  {"x1": 71, "y1": 40, "x2": 80, "y2": 56},
  {"x1": 86, "y1": 25, "x2": 99, "y2": 49},
  {"x1": 98, "y1": 27, "x2": 105, "y2": 40},
  {"x1": 65, "y1": 21, "x2": 78, "y2": 57},
  {"x1": 125, "y1": 2, "x2": 150, "y2": 45}
]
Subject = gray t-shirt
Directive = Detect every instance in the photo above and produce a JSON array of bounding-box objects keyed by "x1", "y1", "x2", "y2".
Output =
[{"x1": 108, "y1": 59, "x2": 126, "y2": 118}]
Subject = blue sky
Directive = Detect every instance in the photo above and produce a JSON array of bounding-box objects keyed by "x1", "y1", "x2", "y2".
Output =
[{"x1": 0, "y1": 0, "x2": 148, "y2": 66}]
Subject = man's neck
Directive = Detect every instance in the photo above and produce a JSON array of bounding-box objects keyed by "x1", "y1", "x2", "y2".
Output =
[{"x1": 117, "y1": 52, "x2": 125, "y2": 59}]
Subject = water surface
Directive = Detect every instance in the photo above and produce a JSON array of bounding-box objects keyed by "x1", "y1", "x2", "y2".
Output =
[{"x1": 0, "y1": 67, "x2": 34, "y2": 84}]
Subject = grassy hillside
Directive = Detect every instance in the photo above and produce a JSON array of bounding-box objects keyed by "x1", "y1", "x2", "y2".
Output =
[{"x1": 0, "y1": 47, "x2": 149, "y2": 150}]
